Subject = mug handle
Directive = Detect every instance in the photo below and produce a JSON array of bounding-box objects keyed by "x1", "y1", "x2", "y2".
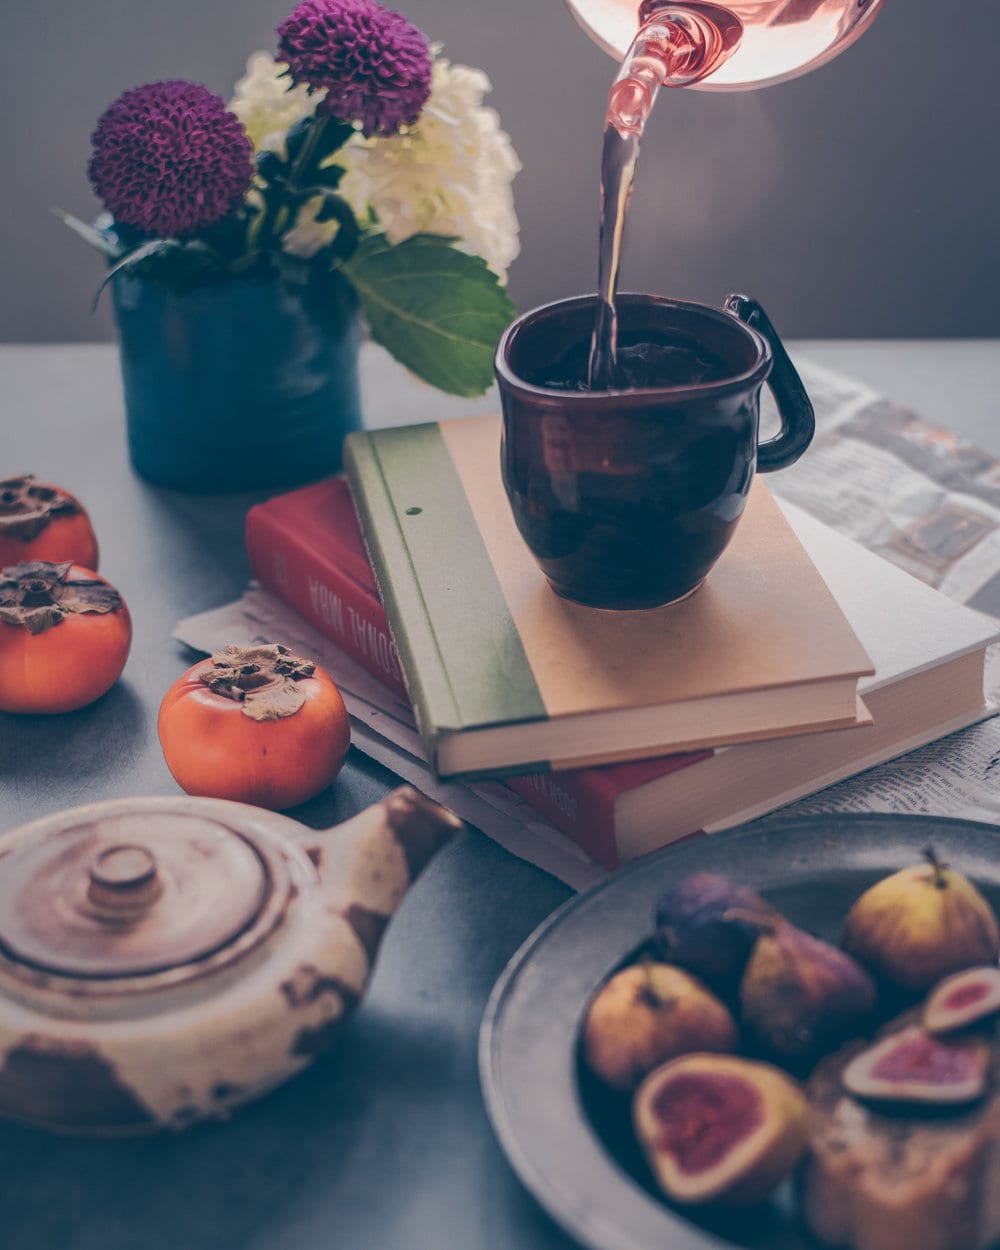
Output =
[{"x1": 723, "y1": 293, "x2": 815, "y2": 472}]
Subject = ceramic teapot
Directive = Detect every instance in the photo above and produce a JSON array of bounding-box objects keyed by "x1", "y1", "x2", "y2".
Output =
[{"x1": 0, "y1": 785, "x2": 462, "y2": 1135}]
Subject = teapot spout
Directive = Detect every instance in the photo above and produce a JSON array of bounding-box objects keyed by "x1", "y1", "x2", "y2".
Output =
[{"x1": 302, "y1": 786, "x2": 463, "y2": 959}]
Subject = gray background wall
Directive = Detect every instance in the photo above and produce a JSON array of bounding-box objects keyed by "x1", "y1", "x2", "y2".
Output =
[{"x1": 5, "y1": 0, "x2": 998, "y2": 342}]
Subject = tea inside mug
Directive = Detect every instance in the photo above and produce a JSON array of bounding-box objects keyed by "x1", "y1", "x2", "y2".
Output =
[
  {"x1": 536, "y1": 329, "x2": 733, "y2": 392},
  {"x1": 505, "y1": 296, "x2": 762, "y2": 399}
]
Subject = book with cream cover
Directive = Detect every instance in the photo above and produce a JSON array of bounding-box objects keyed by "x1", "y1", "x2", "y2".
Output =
[{"x1": 342, "y1": 415, "x2": 874, "y2": 781}]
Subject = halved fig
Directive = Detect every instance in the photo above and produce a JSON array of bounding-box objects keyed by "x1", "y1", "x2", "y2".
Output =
[
  {"x1": 924, "y1": 966, "x2": 1000, "y2": 1035},
  {"x1": 633, "y1": 1053, "x2": 808, "y2": 1206},
  {"x1": 841, "y1": 1025, "x2": 989, "y2": 1105}
]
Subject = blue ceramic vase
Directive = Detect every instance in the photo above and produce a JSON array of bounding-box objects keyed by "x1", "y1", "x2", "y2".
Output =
[{"x1": 111, "y1": 274, "x2": 362, "y2": 492}]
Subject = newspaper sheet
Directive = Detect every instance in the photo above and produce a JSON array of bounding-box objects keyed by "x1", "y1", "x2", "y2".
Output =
[
  {"x1": 767, "y1": 360, "x2": 1000, "y2": 616},
  {"x1": 764, "y1": 358, "x2": 1000, "y2": 828},
  {"x1": 174, "y1": 356, "x2": 1000, "y2": 889}
]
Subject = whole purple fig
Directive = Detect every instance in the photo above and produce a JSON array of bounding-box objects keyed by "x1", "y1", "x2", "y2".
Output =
[
  {"x1": 741, "y1": 921, "x2": 877, "y2": 1063},
  {"x1": 653, "y1": 872, "x2": 777, "y2": 996}
]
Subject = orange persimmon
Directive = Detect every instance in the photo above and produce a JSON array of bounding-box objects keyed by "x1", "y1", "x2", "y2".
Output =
[
  {"x1": 0, "y1": 561, "x2": 132, "y2": 713},
  {"x1": 0, "y1": 475, "x2": 99, "y2": 569},
  {"x1": 158, "y1": 643, "x2": 352, "y2": 810}
]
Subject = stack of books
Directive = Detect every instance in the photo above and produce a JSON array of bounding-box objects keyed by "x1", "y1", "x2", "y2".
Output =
[{"x1": 246, "y1": 413, "x2": 999, "y2": 869}]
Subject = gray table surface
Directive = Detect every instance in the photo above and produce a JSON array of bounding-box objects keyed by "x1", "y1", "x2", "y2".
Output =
[{"x1": 1, "y1": 339, "x2": 998, "y2": 1250}]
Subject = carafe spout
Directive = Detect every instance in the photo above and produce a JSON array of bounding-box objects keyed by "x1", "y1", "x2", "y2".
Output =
[{"x1": 608, "y1": 2, "x2": 743, "y2": 134}]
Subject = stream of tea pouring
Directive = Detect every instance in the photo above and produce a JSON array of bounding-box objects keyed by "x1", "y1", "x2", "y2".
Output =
[{"x1": 585, "y1": 0, "x2": 885, "y2": 389}]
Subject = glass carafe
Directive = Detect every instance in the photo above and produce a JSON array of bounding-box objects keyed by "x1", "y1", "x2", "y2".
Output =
[{"x1": 565, "y1": 0, "x2": 885, "y2": 91}]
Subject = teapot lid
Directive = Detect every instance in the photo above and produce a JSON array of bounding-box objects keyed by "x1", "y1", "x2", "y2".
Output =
[{"x1": 0, "y1": 810, "x2": 291, "y2": 982}]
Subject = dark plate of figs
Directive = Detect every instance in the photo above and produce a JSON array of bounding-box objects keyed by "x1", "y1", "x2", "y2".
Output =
[{"x1": 479, "y1": 812, "x2": 1000, "y2": 1250}]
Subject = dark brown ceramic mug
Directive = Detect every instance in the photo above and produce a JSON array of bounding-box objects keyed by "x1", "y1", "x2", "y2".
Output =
[{"x1": 495, "y1": 292, "x2": 815, "y2": 610}]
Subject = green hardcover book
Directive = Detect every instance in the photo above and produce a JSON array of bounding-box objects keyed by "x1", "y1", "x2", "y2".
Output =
[{"x1": 343, "y1": 415, "x2": 874, "y2": 782}]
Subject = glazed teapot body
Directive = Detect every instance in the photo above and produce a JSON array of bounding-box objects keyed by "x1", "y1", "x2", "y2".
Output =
[{"x1": 0, "y1": 787, "x2": 460, "y2": 1134}]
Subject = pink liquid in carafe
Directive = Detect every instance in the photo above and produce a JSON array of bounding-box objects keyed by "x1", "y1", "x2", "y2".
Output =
[
  {"x1": 571, "y1": 0, "x2": 883, "y2": 92},
  {"x1": 585, "y1": 0, "x2": 884, "y2": 388}
]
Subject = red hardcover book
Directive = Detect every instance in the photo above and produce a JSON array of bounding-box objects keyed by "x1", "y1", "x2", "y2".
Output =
[
  {"x1": 245, "y1": 477, "x2": 707, "y2": 867},
  {"x1": 502, "y1": 757, "x2": 709, "y2": 868},
  {"x1": 246, "y1": 478, "x2": 408, "y2": 699},
  {"x1": 245, "y1": 477, "x2": 997, "y2": 871}
]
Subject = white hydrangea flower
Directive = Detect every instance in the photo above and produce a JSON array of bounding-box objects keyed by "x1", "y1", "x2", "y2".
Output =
[
  {"x1": 337, "y1": 50, "x2": 521, "y2": 282},
  {"x1": 230, "y1": 48, "x2": 520, "y2": 279},
  {"x1": 228, "y1": 52, "x2": 321, "y2": 153}
]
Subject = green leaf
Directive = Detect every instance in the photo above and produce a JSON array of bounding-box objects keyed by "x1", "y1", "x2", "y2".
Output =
[
  {"x1": 92, "y1": 240, "x2": 182, "y2": 308},
  {"x1": 311, "y1": 117, "x2": 355, "y2": 165},
  {"x1": 53, "y1": 209, "x2": 123, "y2": 258},
  {"x1": 91, "y1": 238, "x2": 222, "y2": 306},
  {"x1": 255, "y1": 149, "x2": 287, "y2": 185},
  {"x1": 342, "y1": 235, "x2": 516, "y2": 397},
  {"x1": 309, "y1": 163, "x2": 348, "y2": 191},
  {"x1": 308, "y1": 190, "x2": 360, "y2": 262},
  {"x1": 286, "y1": 115, "x2": 354, "y2": 183}
]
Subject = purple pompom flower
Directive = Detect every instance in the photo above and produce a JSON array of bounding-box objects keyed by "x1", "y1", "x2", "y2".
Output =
[
  {"x1": 88, "y1": 81, "x2": 254, "y2": 239},
  {"x1": 277, "y1": 0, "x2": 432, "y2": 137}
]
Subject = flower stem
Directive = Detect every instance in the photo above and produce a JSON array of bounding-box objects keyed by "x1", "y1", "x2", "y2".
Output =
[
  {"x1": 288, "y1": 115, "x2": 330, "y2": 191},
  {"x1": 249, "y1": 115, "x2": 331, "y2": 256}
]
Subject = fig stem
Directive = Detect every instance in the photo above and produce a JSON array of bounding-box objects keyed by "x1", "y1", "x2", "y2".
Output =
[
  {"x1": 723, "y1": 905, "x2": 776, "y2": 935},
  {"x1": 923, "y1": 846, "x2": 950, "y2": 889},
  {"x1": 635, "y1": 957, "x2": 678, "y2": 1011},
  {"x1": 638, "y1": 956, "x2": 663, "y2": 1008}
]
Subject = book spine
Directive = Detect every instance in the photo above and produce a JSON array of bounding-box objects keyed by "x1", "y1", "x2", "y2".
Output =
[
  {"x1": 245, "y1": 503, "x2": 409, "y2": 700},
  {"x1": 342, "y1": 431, "x2": 458, "y2": 774},
  {"x1": 504, "y1": 772, "x2": 622, "y2": 870}
]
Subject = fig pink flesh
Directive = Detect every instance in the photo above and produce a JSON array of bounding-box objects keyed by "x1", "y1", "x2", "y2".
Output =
[
  {"x1": 653, "y1": 1072, "x2": 762, "y2": 1174},
  {"x1": 870, "y1": 1034, "x2": 979, "y2": 1084},
  {"x1": 944, "y1": 982, "x2": 990, "y2": 1010}
]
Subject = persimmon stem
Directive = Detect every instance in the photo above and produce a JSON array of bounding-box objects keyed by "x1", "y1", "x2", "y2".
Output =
[
  {"x1": 198, "y1": 643, "x2": 318, "y2": 721},
  {"x1": 0, "y1": 561, "x2": 121, "y2": 635},
  {"x1": 20, "y1": 579, "x2": 56, "y2": 608},
  {"x1": 0, "y1": 475, "x2": 78, "y2": 543}
]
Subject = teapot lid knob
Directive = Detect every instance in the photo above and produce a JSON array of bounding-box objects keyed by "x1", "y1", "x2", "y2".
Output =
[{"x1": 86, "y1": 844, "x2": 162, "y2": 914}]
